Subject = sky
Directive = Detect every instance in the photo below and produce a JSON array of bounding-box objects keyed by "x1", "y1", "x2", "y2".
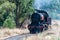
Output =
[{"x1": 34, "y1": 0, "x2": 52, "y2": 9}]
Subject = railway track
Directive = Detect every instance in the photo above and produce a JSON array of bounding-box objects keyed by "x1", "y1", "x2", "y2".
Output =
[
  {"x1": 4, "y1": 33, "x2": 36, "y2": 40},
  {"x1": 2, "y1": 26, "x2": 51, "y2": 40},
  {"x1": 4, "y1": 28, "x2": 51, "y2": 40},
  {"x1": 3, "y1": 28, "x2": 58, "y2": 40}
]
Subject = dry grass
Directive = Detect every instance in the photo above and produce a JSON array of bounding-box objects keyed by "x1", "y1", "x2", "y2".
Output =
[
  {"x1": 0, "y1": 20, "x2": 60, "y2": 40},
  {"x1": 23, "y1": 20, "x2": 60, "y2": 40},
  {"x1": 0, "y1": 28, "x2": 29, "y2": 40}
]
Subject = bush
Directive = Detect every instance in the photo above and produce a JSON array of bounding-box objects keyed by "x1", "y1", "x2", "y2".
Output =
[
  {"x1": 3, "y1": 12, "x2": 16, "y2": 29},
  {"x1": 3, "y1": 18, "x2": 16, "y2": 28}
]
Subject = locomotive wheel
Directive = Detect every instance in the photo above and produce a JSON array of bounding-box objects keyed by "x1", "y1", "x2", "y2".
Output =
[
  {"x1": 44, "y1": 24, "x2": 48, "y2": 30},
  {"x1": 28, "y1": 28, "x2": 36, "y2": 34},
  {"x1": 40, "y1": 28, "x2": 43, "y2": 32}
]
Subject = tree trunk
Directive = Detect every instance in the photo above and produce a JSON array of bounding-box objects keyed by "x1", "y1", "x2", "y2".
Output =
[{"x1": 15, "y1": 4, "x2": 20, "y2": 28}]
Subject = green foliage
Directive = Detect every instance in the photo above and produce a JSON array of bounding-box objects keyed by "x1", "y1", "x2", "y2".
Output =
[
  {"x1": 3, "y1": 18, "x2": 16, "y2": 28},
  {"x1": 3, "y1": 12, "x2": 16, "y2": 28},
  {"x1": 0, "y1": 0, "x2": 16, "y2": 28},
  {"x1": 1, "y1": 1, "x2": 16, "y2": 11},
  {"x1": 0, "y1": 0, "x2": 8, "y2": 5},
  {"x1": 19, "y1": 0, "x2": 34, "y2": 23},
  {"x1": 0, "y1": 0, "x2": 34, "y2": 28},
  {"x1": 9, "y1": 0, "x2": 34, "y2": 26}
]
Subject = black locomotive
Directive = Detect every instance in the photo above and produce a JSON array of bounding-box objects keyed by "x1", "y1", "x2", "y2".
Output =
[{"x1": 28, "y1": 9, "x2": 51, "y2": 34}]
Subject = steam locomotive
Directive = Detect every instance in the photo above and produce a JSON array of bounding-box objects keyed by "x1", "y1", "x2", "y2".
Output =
[{"x1": 28, "y1": 9, "x2": 51, "y2": 34}]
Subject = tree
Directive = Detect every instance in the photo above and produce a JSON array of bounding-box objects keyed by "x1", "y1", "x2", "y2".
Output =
[
  {"x1": 0, "y1": 0, "x2": 16, "y2": 28},
  {"x1": 0, "y1": 0, "x2": 34, "y2": 28},
  {"x1": 9, "y1": 0, "x2": 34, "y2": 27}
]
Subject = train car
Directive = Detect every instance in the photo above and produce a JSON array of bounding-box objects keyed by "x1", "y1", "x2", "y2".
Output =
[{"x1": 28, "y1": 9, "x2": 51, "y2": 34}]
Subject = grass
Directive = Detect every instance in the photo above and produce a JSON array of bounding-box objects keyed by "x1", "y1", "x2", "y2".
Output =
[
  {"x1": 0, "y1": 20, "x2": 60, "y2": 40},
  {"x1": 0, "y1": 28, "x2": 29, "y2": 40}
]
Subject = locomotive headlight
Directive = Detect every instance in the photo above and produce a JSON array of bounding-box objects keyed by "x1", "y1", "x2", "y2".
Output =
[
  {"x1": 41, "y1": 14, "x2": 44, "y2": 20},
  {"x1": 38, "y1": 13, "x2": 44, "y2": 20}
]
